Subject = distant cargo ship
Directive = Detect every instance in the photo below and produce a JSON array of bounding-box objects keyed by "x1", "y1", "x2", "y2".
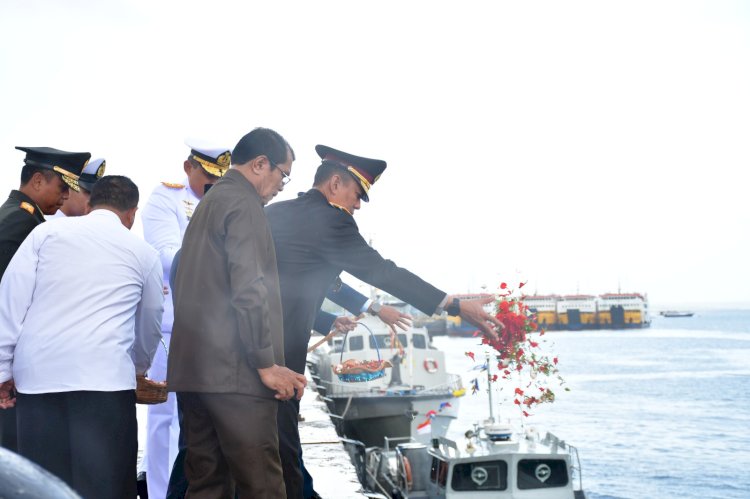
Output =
[{"x1": 445, "y1": 292, "x2": 650, "y2": 335}]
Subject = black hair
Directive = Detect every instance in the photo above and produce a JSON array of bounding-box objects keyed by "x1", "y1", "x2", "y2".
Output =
[
  {"x1": 20, "y1": 165, "x2": 57, "y2": 185},
  {"x1": 313, "y1": 160, "x2": 355, "y2": 187},
  {"x1": 89, "y1": 175, "x2": 139, "y2": 211},
  {"x1": 232, "y1": 127, "x2": 295, "y2": 167}
]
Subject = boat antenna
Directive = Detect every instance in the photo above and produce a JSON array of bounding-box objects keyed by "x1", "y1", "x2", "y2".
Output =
[{"x1": 486, "y1": 351, "x2": 495, "y2": 423}]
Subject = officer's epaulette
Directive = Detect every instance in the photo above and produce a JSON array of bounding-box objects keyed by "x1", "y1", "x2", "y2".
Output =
[
  {"x1": 328, "y1": 202, "x2": 352, "y2": 216},
  {"x1": 161, "y1": 182, "x2": 185, "y2": 189},
  {"x1": 19, "y1": 201, "x2": 35, "y2": 215}
]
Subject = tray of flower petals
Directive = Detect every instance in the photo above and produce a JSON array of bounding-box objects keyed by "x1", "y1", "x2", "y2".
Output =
[
  {"x1": 332, "y1": 359, "x2": 393, "y2": 382},
  {"x1": 332, "y1": 322, "x2": 393, "y2": 382}
]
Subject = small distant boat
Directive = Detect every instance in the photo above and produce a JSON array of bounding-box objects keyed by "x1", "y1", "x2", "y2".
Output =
[{"x1": 660, "y1": 311, "x2": 694, "y2": 318}]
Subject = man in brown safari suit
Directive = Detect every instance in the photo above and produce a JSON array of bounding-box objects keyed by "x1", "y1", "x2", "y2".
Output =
[{"x1": 167, "y1": 127, "x2": 306, "y2": 498}]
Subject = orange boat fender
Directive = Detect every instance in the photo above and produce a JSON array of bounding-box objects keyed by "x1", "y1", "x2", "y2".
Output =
[{"x1": 403, "y1": 456, "x2": 413, "y2": 491}]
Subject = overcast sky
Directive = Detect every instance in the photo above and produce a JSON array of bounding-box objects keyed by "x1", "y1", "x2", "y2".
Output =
[{"x1": 1, "y1": 0, "x2": 748, "y2": 308}]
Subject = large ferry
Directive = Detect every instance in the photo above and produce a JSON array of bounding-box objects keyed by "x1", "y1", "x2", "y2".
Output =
[
  {"x1": 525, "y1": 292, "x2": 650, "y2": 330},
  {"x1": 444, "y1": 292, "x2": 650, "y2": 335}
]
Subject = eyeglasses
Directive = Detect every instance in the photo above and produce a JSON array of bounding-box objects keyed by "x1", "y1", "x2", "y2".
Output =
[
  {"x1": 268, "y1": 157, "x2": 291, "y2": 185},
  {"x1": 278, "y1": 167, "x2": 291, "y2": 186}
]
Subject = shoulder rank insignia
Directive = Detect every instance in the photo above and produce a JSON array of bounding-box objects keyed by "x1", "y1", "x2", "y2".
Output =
[
  {"x1": 328, "y1": 202, "x2": 352, "y2": 216},
  {"x1": 161, "y1": 182, "x2": 185, "y2": 189},
  {"x1": 20, "y1": 201, "x2": 36, "y2": 215}
]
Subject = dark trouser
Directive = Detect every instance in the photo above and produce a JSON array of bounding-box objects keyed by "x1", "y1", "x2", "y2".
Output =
[
  {"x1": 180, "y1": 392, "x2": 285, "y2": 499},
  {"x1": 0, "y1": 406, "x2": 18, "y2": 451},
  {"x1": 278, "y1": 398, "x2": 304, "y2": 499},
  {"x1": 166, "y1": 395, "x2": 188, "y2": 499},
  {"x1": 16, "y1": 390, "x2": 137, "y2": 499}
]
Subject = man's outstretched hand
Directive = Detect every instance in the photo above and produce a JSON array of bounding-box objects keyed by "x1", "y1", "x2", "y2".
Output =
[
  {"x1": 375, "y1": 305, "x2": 413, "y2": 335},
  {"x1": 454, "y1": 295, "x2": 503, "y2": 340}
]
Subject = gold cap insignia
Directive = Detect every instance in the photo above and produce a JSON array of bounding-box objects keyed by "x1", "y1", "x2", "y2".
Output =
[{"x1": 96, "y1": 161, "x2": 106, "y2": 179}]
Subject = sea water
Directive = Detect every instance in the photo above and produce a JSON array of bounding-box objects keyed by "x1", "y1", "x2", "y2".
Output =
[{"x1": 432, "y1": 310, "x2": 750, "y2": 499}]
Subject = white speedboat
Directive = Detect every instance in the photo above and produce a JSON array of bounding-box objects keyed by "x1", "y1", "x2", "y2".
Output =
[
  {"x1": 307, "y1": 316, "x2": 464, "y2": 447},
  {"x1": 359, "y1": 354, "x2": 587, "y2": 499}
]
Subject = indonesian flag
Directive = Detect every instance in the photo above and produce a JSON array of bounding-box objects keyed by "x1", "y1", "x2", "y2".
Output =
[{"x1": 417, "y1": 419, "x2": 432, "y2": 435}]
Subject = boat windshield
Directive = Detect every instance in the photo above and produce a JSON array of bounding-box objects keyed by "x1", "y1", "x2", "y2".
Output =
[
  {"x1": 451, "y1": 461, "x2": 508, "y2": 491},
  {"x1": 367, "y1": 333, "x2": 428, "y2": 349}
]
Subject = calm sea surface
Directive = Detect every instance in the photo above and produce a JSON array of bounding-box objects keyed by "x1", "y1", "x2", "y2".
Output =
[{"x1": 431, "y1": 310, "x2": 750, "y2": 499}]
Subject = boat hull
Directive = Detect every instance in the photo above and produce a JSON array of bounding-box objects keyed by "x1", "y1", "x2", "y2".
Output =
[{"x1": 325, "y1": 392, "x2": 458, "y2": 447}]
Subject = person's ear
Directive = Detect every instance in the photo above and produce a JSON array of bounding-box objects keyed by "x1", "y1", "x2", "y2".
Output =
[
  {"x1": 250, "y1": 156, "x2": 266, "y2": 175},
  {"x1": 330, "y1": 174, "x2": 342, "y2": 193},
  {"x1": 30, "y1": 172, "x2": 45, "y2": 191},
  {"x1": 125, "y1": 206, "x2": 138, "y2": 229},
  {"x1": 183, "y1": 160, "x2": 193, "y2": 176}
]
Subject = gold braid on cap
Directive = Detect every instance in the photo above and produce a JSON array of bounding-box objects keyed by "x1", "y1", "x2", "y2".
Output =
[
  {"x1": 347, "y1": 166, "x2": 371, "y2": 194},
  {"x1": 53, "y1": 164, "x2": 83, "y2": 192},
  {"x1": 192, "y1": 151, "x2": 230, "y2": 178}
]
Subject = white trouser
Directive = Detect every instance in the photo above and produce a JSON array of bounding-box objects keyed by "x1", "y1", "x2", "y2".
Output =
[{"x1": 145, "y1": 332, "x2": 180, "y2": 499}]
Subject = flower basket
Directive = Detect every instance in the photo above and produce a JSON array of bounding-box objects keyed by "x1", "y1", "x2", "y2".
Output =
[
  {"x1": 332, "y1": 323, "x2": 393, "y2": 383},
  {"x1": 136, "y1": 338, "x2": 169, "y2": 405},
  {"x1": 136, "y1": 374, "x2": 167, "y2": 405}
]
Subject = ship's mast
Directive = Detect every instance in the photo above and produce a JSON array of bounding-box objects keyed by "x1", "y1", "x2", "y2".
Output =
[{"x1": 486, "y1": 351, "x2": 495, "y2": 423}]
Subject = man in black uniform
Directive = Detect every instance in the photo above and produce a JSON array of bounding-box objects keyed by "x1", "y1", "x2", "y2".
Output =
[
  {"x1": 265, "y1": 145, "x2": 502, "y2": 498},
  {"x1": 0, "y1": 146, "x2": 90, "y2": 452}
]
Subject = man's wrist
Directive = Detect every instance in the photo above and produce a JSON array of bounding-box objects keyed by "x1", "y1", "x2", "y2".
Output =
[
  {"x1": 368, "y1": 301, "x2": 382, "y2": 315},
  {"x1": 434, "y1": 294, "x2": 450, "y2": 315},
  {"x1": 361, "y1": 298, "x2": 373, "y2": 314}
]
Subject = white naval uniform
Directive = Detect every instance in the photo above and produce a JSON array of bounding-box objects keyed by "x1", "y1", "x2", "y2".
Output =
[
  {"x1": 0, "y1": 209, "x2": 164, "y2": 392},
  {"x1": 140, "y1": 178, "x2": 200, "y2": 499}
]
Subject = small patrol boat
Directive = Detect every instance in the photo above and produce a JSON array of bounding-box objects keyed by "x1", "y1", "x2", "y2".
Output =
[
  {"x1": 356, "y1": 353, "x2": 587, "y2": 499},
  {"x1": 307, "y1": 316, "x2": 464, "y2": 448},
  {"x1": 660, "y1": 310, "x2": 694, "y2": 318}
]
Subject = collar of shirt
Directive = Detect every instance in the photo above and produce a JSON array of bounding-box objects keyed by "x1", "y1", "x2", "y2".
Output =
[
  {"x1": 88, "y1": 208, "x2": 125, "y2": 225},
  {"x1": 224, "y1": 169, "x2": 261, "y2": 201}
]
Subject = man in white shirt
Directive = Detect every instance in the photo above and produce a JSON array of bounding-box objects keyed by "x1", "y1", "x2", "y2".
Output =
[
  {"x1": 141, "y1": 142, "x2": 230, "y2": 499},
  {"x1": 0, "y1": 175, "x2": 164, "y2": 499}
]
